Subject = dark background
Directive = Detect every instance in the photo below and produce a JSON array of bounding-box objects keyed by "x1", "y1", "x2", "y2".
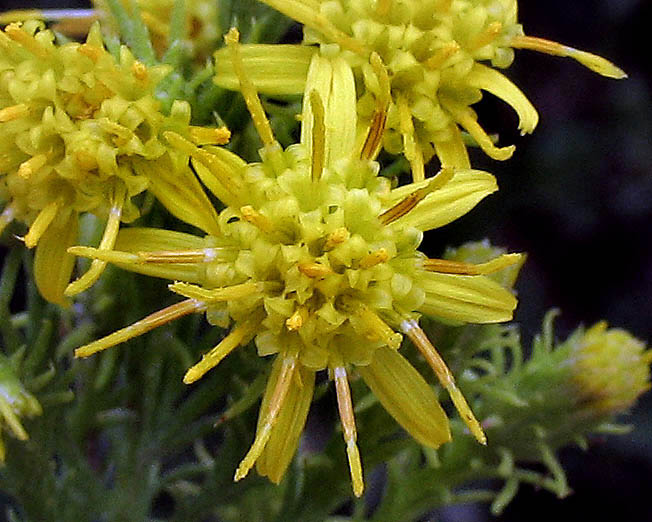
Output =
[{"x1": 2, "y1": 1, "x2": 651, "y2": 520}]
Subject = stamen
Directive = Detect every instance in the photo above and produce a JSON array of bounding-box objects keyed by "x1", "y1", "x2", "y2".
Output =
[
  {"x1": 309, "y1": 90, "x2": 326, "y2": 182},
  {"x1": 224, "y1": 28, "x2": 276, "y2": 148},
  {"x1": 23, "y1": 200, "x2": 60, "y2": 249},
  {"x1": 359, "y1": 248, "x2": 389, "y2": 269},
  {"x1": 0, "y1": 103, "x2": 29, "y2": 122},
  {"x1": 379, "y1": 168, "x2": 454, "y2": 225},
  {"x1": 65, "y1": 185, "x2": 127, "y2": 296},
  {"x1": 441, "y1": 98, "x2": 515, "y2": 161},
  {"x1": 400, "y1": 319, "x2": 486, "y2": 445},
  {"x1": 131, "y1": 61, "x2": 148, "y2": 82},
  {"x1": 184, "y1": 319, "x2": 259, "y2": 384},
  {"x1": 510, "y1": 36, "x2": 627, "y2": 79},
  {"x1": 0, "y1": 205, "x2": 15, "y2": 236},
  {"x1": 75, "y1": 299, "x2": 206, "y2": 358},
  {"x1": 189, "y1": 126, "x2": 231, "y2": 146},
  {"x1": 234, "y1": 355, "x2": 297, "y2": 481},
  {"x1": 286, "y1": 306, "x2": 309, "y2": 331},
  {"x1": 5, "y1": 22, "x2": 49, "y2": 57},
  {"x1": 298, "y1": 262, "x2": 332, "y2": 279},
  {"x1": 17, "y1": 154, "x2": 47, "y2": 179},
  {"x1": 434, "y1": 0, "x2": 452, "y2": 12},
  {"x1": 169, "y1": 281, "x2": 263, "y2": 303},
  {"x1": 467, "y1": 21, "x2": 503, "y2": 51},
  {"x1": 324, "y1": 227, "x2": 350, "y2": 250},
  {"x1": 333, "y1": 365, "x2": 364, "y2": 497},
  {"x1": 360, "y1": 53, "x2": 390, "y2": 161},
  {"x1": 78, "y1": 43, "x2": 102, "y2": 62},
  {"x1": 423, "y1": 253, "x2": 523, "y2": 275},
  {"x1": 425, "y1": 42, "x2": 460, "y2": 70},
  {"x1": 240, "y1": 206, "x2": 274, "y2": 233},
  {"x1": 397, "y1": 95, "x2": 425, "y2": 182}
]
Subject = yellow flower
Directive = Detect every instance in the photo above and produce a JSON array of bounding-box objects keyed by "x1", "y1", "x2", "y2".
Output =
[
  {"x1": 0, "y1": 354, "x2": 42, "y2": 463},
  {"x1": 214, "y1": 0, "x2": 625, "y2": 180},
  {"x1": 71, "y1": 28, "x2": 522, "y2": 496},
  {"x1": 0, "y1": 20, "x2": 227, "y2": 305}
]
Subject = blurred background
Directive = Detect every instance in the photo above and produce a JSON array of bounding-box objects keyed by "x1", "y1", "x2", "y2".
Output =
[{"x1": 2, "y1": 1, "x2": 651, "y2": 520}]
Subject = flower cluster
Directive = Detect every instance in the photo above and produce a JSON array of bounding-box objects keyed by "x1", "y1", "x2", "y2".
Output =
[
  {"x1": 0, "y1": 20, "x2": 226, "y2": 304},
  {"x1": 215, "y1": 0, "x2": 625, "y2": 179},
  {"x1": 71, "y1": 28, "x2": 524, "y2": 495},
  {"x1": 0, "y1": 0, "x2": 643, "y2": 505}
]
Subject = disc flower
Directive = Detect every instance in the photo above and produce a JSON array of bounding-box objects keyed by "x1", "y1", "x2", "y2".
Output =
[
  {"x1": 0, "y1": 20, "x2": 227, "y2": 304},
  {"x1": 71, "y1": 29, "x2": 521, "y2": 496},
  {"x1": 214, "y1": 0, "x2": 625, "y2": 179}
]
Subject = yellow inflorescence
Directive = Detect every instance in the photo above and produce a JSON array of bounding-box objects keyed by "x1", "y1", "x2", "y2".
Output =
[
  {"x1": 0, "y1": 20, "x2": 226, "y2": 304},
  {"x1": 71, "y1": 31, "x2": 523, "y2": 496},
  {"x1": 215, "y1": 0, "x2": 625, "y2": 178}
]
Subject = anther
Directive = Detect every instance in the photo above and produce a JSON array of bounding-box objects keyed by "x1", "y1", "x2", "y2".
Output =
[
  {"x1": 467, "y1": 21, "x2": 503, "y2": 51},
  {"x1": 17, "y1": 154, "x2": 47, "y2": 179},
  {"x1": 298, "y1": 262, "x2": 332, "y2": 279},
  {"x1": 189, "y1": 126, "x2": 231, "y2": 146},
  {"x1": 425, "y1": 42, "x2": 460, "y2": 70},
  {"x1": 359, "y1": 248, "x2": 389, "y2": 269},
  {"x1": 0, "y1": 103, "x2": 29, "y2": 122},
  {"x1": 324, "y1": 228, "x2": 350, "y2": 250},
  {"x1": 240, "y1": 206, "x2": 274, "y2": 233}
]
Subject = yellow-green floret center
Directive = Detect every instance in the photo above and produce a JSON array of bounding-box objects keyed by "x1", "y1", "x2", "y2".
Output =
[{"x1": 202, "y1": 145, "x2": 424, "y2": 370}]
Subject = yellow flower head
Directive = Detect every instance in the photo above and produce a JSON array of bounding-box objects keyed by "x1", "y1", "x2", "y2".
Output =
[
  {"x1": 0, "y1": 20, "x2": 227, "y2": 304},
  {"x1": 572, "y1": 322, "x2": 651, "y2": 416},
  {"x1": 72, "y1": 28, "x2": 522, "y2": 496},
  {"x1": 215, "y1": 0, "x2": 625, "y2": 179},
  {"x1": 0, "y1": 354, "x2": 42, "y2": 463}
]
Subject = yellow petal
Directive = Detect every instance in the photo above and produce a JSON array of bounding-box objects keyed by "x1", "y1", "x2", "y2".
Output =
[
  {"x1": 214, "y1": 44, "x2": 314, "y2": 95},
  {"x1": 301, "y1": 52, "x2": 358, "y2": 164},
  {"x1": 135, "y1": 159, "x2": 220, "y2": 236},
  {"x1": 467, "y1": 63, "x2": 539, "y2": 135},
  {"x1": 257, "y1": 363, "x2": 315, "y2": 483},
  {"x1": 434, "y1": 124, "x2": 471, "y2": 169},
  {"x1": 441, "y1": 97, "x2": 515, "y2": 161},
  {"x1": 111, "y1": 228, "x2": 207, "y2": 283},
  {"x1": 510, "y1": 36, "x2": 627, "y2": 80},
  {"x1": 419, "y1": 272, "x2": 517, "y2": 324},
  {"x1": 235, "y1": 354, "x2": 297, "y2": 481},
  {"x1": 387, "y1": 170, "x2": 498, "y2": 232},
  {"x1": 357, "y1": 346, "x2": 451, "y2": 448},
  {"x1": 34, "y1": 212, "x2": 78, "y2": 306},
  {"x1": 325, "y1": 55, "x2": 357, "y2": 164}
]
